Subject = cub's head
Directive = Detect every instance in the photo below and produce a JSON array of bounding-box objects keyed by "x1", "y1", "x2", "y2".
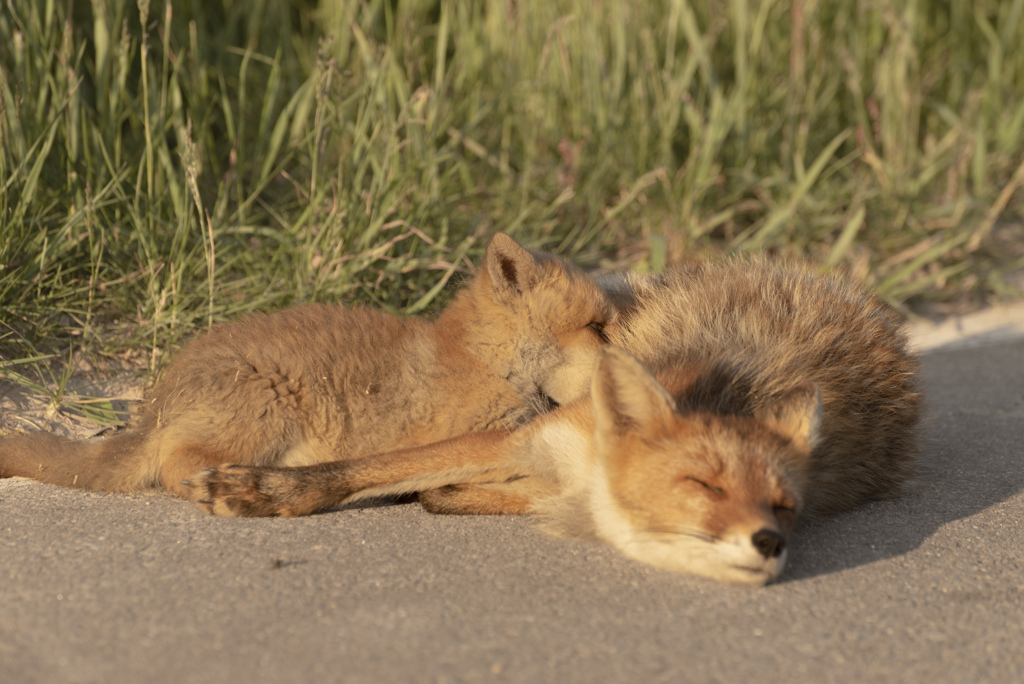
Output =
[
  {"x1": 588, "y1": 346, "x2": 820, "y2": 586},
  {"x1": 473, "y1": 232, "x2": 615, "y2": 409}
]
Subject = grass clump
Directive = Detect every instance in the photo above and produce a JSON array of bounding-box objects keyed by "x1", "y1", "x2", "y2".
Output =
[{"x1": 1, "y1": 0, "x2": 1023, "y2": 419}]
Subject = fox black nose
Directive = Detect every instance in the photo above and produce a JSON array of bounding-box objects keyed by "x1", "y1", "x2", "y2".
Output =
[{"x1": 752, "y1": 529, "x2": 786, "y2": 559}]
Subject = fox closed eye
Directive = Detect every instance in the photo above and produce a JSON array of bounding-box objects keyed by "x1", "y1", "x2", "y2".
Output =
[
  {"x1": 587, "y1": 321, "x2": 609, "y2": 342},
  {"x1": 685, "y1": 476, "x2": 724, "y2": 496}
]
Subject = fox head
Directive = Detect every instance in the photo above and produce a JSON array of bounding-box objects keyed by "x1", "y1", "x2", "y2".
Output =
[
  {"x1": 470, "y1": 232, "x2": 615, "y2": 409},
  {"x1": 588, "y1": 346, "x2": 821, "y2": 585}
]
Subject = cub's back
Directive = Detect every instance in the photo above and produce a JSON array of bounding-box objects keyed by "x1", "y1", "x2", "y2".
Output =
[{"x1": 152, "y1": 304, "x2": 429, "y2": 415}]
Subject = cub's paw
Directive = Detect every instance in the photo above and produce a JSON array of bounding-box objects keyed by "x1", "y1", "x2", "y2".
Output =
[{"x1": 181, "y1": 464, "x2": 300, "y2": 517}]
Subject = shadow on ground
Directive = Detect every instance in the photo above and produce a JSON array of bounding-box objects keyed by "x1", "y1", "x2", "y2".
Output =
[{"x1": 780, "y1": 339, "x2": 1024, "y2": 583}]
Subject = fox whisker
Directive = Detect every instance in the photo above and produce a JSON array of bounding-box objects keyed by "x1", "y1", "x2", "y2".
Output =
[{"x1": 644, "y1": 527, "x2": 718, "y2": 544}]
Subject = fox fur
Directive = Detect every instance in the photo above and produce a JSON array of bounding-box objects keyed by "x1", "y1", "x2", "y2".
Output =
[
  {"x1": 599, "y1": 260, "x2": 921, "y2": 517},
  {"x1": 0, "y1": 233, "x2": 614, "y2": 497},
  {"x1": 180, "y1": 258, "x2": 921, "y2": 585}
]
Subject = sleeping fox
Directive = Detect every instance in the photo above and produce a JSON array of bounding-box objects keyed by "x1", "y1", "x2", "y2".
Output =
[
  {"x1": 0, "y1": 233, "x2": 614, "y2": 497},
  {"x1": 182, "y1": 259, "x2": 922, "y2": 585}
]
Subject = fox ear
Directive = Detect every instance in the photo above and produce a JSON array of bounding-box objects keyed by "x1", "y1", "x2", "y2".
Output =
[
  {"x1": 484, "y1": 232, "x2": 540, "y2": 303},
  {"x1": 756, "y1": 382, "x2": 822, "y2": 453},
  {"x1": 591, "y1": 346, "x2": 677, "y2": 441}
]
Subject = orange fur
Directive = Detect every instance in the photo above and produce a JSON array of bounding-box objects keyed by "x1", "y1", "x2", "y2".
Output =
[
  {"x1": 181, "y1": 259, "x2": 921, "y2": 585},
  {"x1": 0, "y1": 233, "x2": 614, "y2": 497}
]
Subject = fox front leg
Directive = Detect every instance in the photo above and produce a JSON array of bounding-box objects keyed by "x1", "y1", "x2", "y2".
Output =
[
  {"x1": 183, "y1": 430, "x2": 531, "y2": 517},
  {"x1": 182, "y1": 463, "x2": 353, "y2": 517}
]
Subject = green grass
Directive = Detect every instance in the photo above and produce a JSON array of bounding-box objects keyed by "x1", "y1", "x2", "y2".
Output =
[{"x1": 2, "y1": 0, "x2": 1023, "y2": 419}]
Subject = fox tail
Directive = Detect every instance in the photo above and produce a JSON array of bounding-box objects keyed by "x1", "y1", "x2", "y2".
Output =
[{"x1": 0, "y1": 429, "x2": 153, "y2": 492}]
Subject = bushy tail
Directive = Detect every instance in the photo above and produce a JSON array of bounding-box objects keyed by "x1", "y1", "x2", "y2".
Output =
[{"x1": 0, "y1": 429, "x2": 154, "y2": 492}]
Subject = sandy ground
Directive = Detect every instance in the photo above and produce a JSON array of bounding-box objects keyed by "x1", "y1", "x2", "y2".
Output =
[{"x1": 907, "y1": 300, "x2": 1024, "y2": 352}]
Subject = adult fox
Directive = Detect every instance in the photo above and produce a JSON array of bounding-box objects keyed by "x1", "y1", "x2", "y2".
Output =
[
  {"x1": 0, "y1": 233, "x2": 615, "y2": 498},
  {"x1": 182, "y1": 260, "x2": 921, "y2": 585}
]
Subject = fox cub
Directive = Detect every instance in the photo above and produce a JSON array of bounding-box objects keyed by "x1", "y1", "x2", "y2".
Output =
[
  {"x1": 182, "y1": 259, "x2": 921, "y2": 585},
  {"x1": 0, "y1": 233, "x2": 614, "y2": 498}
]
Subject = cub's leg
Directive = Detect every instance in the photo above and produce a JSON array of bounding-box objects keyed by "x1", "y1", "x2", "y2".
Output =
[{"x1": 158, "y1": 441, "x2": 240, "y2": 498}]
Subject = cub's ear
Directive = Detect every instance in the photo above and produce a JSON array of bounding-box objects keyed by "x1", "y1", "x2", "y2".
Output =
[
  {"x1": 484, "y1": 232, "x2": 540, "y2": 303},
  {"x1": 756, "y1": 382, "x2": 822, "y2": 453},
  {"x1": 591, "y1": 346, "x2": 676, "y2": 441}
]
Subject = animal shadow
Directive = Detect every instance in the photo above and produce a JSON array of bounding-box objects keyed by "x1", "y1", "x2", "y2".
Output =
[{"x1": 780, "y1": 339, "x2": 1024, "y2": 582}]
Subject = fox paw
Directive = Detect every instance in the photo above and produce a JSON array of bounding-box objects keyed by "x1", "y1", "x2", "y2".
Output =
[{"x1": 181, "y1": 465, "x2": 298, "y2": 517}]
